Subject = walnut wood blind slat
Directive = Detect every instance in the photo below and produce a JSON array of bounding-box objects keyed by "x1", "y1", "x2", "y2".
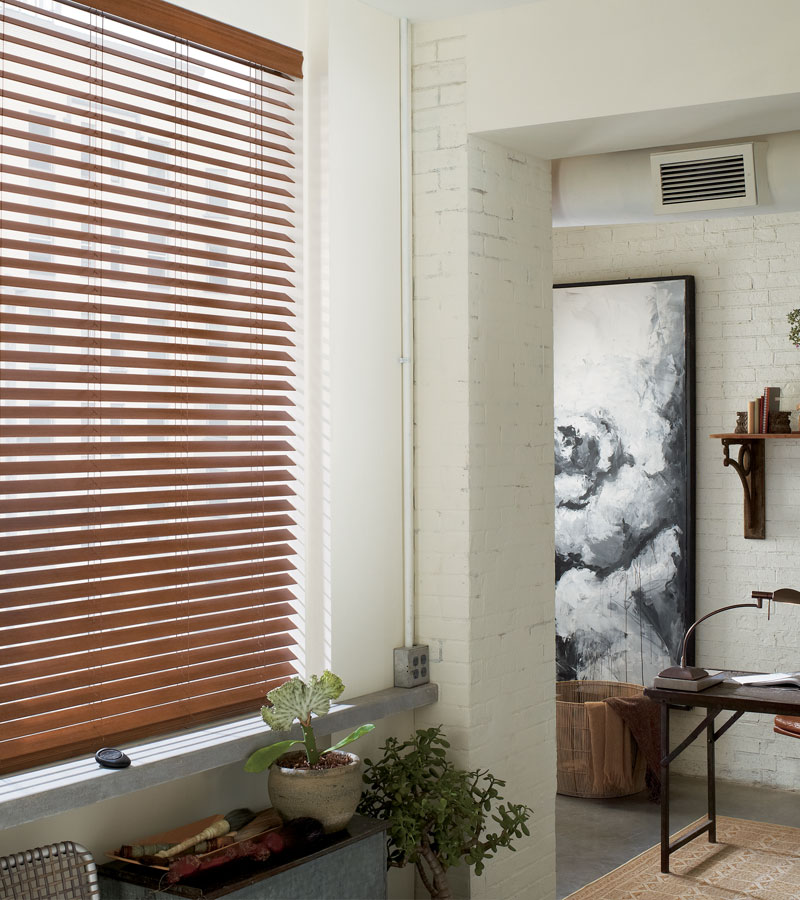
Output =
[
  {"x1": 2, "y1": 489, "x2": 294, "y2": 518},
  {"x1": 4, "y1": 579, "x2": 299, "y2": 637},
  {"x1": 4, "y1": 608, "x2": 298, "y2": 662},
  {"x1": 2, "y1": 183, "x2": 294, "y2": 239},
  {"x1": 1, "y1": 351, "x2": 295, "y2": 377},
  {"x1": 1, "y1": 92, "x2": 294, "y2": 169},
  {"x1": 9, "y1": 676, "x2": 292, "y2": 769},
  {"x1": 0, "y1": 0, "x2": 302, "y2": 774},
  {"x1": 1, "y1": 274, "x2": 295, "y2": 306},
  {"x1": 1, "y1": 529, "x2": 296, "y2": 578},
  {"x1": 1, "y1": 642, "x2": 298, "y2": 705},
  {"x1": 1, "y1": 146, "x2": 294, "y2": 204},
  {"x1": 0, "y1": 436, "x2": 293, "y2": 453},
  {"x1": 2, "y1": 621, "x2": 297, "y2": 687},
  {"x1": 2, "y1": 223, "x2": 293, "y2": 268},
  {"x1": 0, "y1": 330, "x2": 294, "y2": 361},
  {"x1": 1, "y1": 64, "x2": 295, "y2": 143},
  {"x1": 1, "y1": 163, "x2": 293, "y2": 222},
  {"x1": 1, "y1": 209, "x2": 294, "y2": 256},
  {"x1": 1, "y1": 294, "x2": 294, "y2": 326},
  {"x1": 0, "y1": 36, "x2": 296, "y2": 132},
  {"x1": 3, "y1": 513, "x2": 296, "y2": 555},
  {"x1": 3, "y1": 295, "x2": 294, "y2": 328},
  {"x1": 1, "y1": 499, "x2": 293, "y2": 533},
  {"x1": 3, "y1": 312, "x2": 295, "y2": 342},
  {"x1": 0, "y1": 34, "x2": 295, "y2": 124},
  {"x1": 1, "y1": 237, "x2": 294, "y2": 280},
  {"x1": 4, "y1": 573, "x2": 296, "y2": 624},
  {"x1": 2, "y1": 133, "x2": 294, "y2": 196},
  {"x1": 2, "y1": 657, "x2": 299, "y2": 740},
  {"x1": 3, "y1": 370, "x2": 293, "y2": 391},
  {"x1": 0, "y1": 106, "x2": 295, "y2": 175},
  {"x1": 0, "y1": 510, "x2": 296, "y2": 556},
  {"x1": 2, "y1": 654, "x2": 296, "y2": 723},
  {"x1": 1, "y1": 479, "x2": 293, "y2": 503}
]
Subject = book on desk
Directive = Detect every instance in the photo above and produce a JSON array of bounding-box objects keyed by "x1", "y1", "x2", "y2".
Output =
[
  {"x1": 732, "y1": 672, "x2": 800, "y2": 689},
  {"x1": 652, "y1": 671, "x2": 800, "y2": 692},
  {"x1": 652, "y1": 671, "x2": 726, "y2": 692}
]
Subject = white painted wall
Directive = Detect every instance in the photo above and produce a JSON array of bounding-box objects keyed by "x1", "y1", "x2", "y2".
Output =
[
  {"x1": 554, "y1": 214, "x2": 800, "y2": 790},
  {"x1": 326, "y1": 0, "x2": 405, "y2": 696},
  {"x1": 169, "y1": 0, "x2": 305, "y2": 49},
  {"x1": 1, "y1": 3, "x2": 414, "y2": 885}
]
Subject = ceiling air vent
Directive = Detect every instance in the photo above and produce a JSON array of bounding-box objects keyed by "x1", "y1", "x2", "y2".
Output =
[{"x1": 651, "y1": 143, "x2": 757, "y2": 214}]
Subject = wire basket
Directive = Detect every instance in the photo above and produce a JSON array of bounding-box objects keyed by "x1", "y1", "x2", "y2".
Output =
[
  {"x1": 556, "y1": 680, "x2": 646, "y2": 799},
  {"x1": 0, "y1": 842, "x2": 99, "y2": 900}
]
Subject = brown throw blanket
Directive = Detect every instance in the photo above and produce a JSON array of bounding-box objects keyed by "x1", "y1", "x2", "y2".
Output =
[
  {"x1": 606, "y1": 694, "x2": 662, "y2": 801},
  {"x1": 585, "y1": 701, "x2": 645, "y2": 795}
]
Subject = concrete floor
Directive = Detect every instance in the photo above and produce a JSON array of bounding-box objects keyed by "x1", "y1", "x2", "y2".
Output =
[{"x1": 556, "y1": 775, "x2": 800, "y2": 899}]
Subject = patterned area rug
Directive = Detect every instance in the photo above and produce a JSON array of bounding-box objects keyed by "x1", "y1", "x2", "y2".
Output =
[{"x1": 565, "y1": 816, "x2": 800, "y2": 899}]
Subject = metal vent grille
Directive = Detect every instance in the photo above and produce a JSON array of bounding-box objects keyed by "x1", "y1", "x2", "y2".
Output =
[{"x1": 651, "y1": 143, "x2": 757, "y2": 214}]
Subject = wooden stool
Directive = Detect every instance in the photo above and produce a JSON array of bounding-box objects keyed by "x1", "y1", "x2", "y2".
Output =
[{"x1": 774, "y1": 715, "x2": 800, "y2": 738}]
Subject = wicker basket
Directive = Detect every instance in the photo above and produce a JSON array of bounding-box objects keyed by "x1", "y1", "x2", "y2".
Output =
[{"x1": 556, "y1": 680, "x2": 646, "y2": 799}]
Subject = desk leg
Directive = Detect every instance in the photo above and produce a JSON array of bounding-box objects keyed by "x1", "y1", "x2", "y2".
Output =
[
  {"x1": 707, "y1": 714, "x2": 716, "y2": 843},
  {"x1": 660, "y1": 701, "x2": 670, "y2": 874}
]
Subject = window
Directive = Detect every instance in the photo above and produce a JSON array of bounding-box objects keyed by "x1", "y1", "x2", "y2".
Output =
[{"x1": 0, "y1": 0, "x2": 303, "y2": 773}]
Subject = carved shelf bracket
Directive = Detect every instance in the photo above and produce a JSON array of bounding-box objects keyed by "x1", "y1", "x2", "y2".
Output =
[{"x1": 720, "y1": 438, "x2": 765, "y2": 539}]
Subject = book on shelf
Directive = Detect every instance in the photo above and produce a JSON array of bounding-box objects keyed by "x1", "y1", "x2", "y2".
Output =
[
  {"x1": 757, "y1": 386, "x2": 781, "y2": 434},
  {"x1": 652, "y1": 671, "x2": 726, "y2": 692},
  {"x1": 746, "y1": 388, "x2": 781, "y2": 434},
  {"x1": 732, "y1": 672, "x2": 800, "y2": 689},
  {"x1": 764, "y1": 386, "x2": 780, "y2": 432}
]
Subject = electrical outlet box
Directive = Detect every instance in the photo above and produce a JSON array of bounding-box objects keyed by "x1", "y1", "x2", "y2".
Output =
[{"x1": 394, "y1": 645, "x2": 430, "y2": 688}]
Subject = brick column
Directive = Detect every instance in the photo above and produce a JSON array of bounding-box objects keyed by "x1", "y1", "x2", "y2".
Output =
[{"x1": 413, "y1": 22, "x2": 555, "y2": 900}]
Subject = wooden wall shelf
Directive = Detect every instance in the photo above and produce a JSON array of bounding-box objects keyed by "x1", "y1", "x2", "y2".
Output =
[{"x1": 709, "y1": 433, "x2": 800, "y2": 539}]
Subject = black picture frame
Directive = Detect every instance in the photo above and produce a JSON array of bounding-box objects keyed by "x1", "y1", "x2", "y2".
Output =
[{"x1": 553, "y1": 276, "x2": 696, "y2": 683}]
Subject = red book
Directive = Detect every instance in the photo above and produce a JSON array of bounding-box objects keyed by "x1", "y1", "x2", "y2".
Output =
[{"x1": 758, "y1": 396, "x2": 764, "y2": 433}]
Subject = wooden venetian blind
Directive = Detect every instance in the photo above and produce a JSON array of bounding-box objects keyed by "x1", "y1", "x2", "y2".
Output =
[{"x1": 0, "y1": 0, "x2": 303, "y2": 773}]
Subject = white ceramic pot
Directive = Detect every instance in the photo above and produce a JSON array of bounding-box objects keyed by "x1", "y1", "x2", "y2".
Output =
[{"x1": 267, "y1": 751, "x2": 362, "y2": 833}]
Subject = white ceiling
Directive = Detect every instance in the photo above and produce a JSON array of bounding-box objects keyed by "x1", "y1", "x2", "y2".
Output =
[{"x1": 360, "y1": 0, "x2": 532, "y2": 22}]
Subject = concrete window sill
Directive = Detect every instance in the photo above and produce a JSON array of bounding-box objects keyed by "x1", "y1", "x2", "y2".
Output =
[{"x1": 0, "y1": 683, "x2": 438, "y2": 829}]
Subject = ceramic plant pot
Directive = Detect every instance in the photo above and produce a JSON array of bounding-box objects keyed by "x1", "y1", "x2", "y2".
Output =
[{"x1": 267, "y1": 751, "x2": 362, "y2": 833}]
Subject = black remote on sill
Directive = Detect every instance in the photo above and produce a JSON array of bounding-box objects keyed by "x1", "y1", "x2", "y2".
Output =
[{"x1": 95, "y1": 747, "x2": 131, "y2": 769}]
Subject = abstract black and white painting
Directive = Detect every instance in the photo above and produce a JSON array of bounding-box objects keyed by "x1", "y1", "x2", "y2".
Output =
[{"x1": 553, "y1": 277, "x2": 695, "y2": 685}]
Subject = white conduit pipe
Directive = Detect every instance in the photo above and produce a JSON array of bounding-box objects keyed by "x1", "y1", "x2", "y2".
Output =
[{"x1": 400, "y1": 17, "x2": 415, "y2": 649}]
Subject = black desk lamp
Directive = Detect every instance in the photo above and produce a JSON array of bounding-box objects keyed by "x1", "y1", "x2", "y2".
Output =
[{"x1": 659, "y1": 587, "x2": 800, "y2": 681}]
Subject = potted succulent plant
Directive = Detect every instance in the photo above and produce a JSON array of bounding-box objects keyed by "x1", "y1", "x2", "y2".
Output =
[{"x1": 245, "y1": 671, "x2": 374, "y2": 833}]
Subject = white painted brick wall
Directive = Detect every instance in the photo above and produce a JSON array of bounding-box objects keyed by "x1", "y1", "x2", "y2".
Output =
[
  {"x1": 412, "y1": 23, "x2": 472, "y2": 767},
  {"x1": 554, "y1": 215, "x2": 800, "y2": 790},
  {"x1": 468, "y1": 137, "x2": 555, "y2": 900},
  {"x1": 413, "y1": 23, "x2": 556, "y2": 900}
]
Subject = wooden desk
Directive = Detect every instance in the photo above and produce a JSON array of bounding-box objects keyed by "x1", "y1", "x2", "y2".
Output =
[{"x1": 644, "y1": 679, "x2": 800, "y2": 873}]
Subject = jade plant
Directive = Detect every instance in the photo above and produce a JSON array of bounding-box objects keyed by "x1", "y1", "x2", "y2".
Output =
[
  {"x1": 357, "y1": 726, "x2": 532, "y2": 900},
  {"x1": 789, "y1": 309, "x2": 800, "y2": 347},
  {"x1": 244, "y1": 670, "x2": 374, "y2": 772}
]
